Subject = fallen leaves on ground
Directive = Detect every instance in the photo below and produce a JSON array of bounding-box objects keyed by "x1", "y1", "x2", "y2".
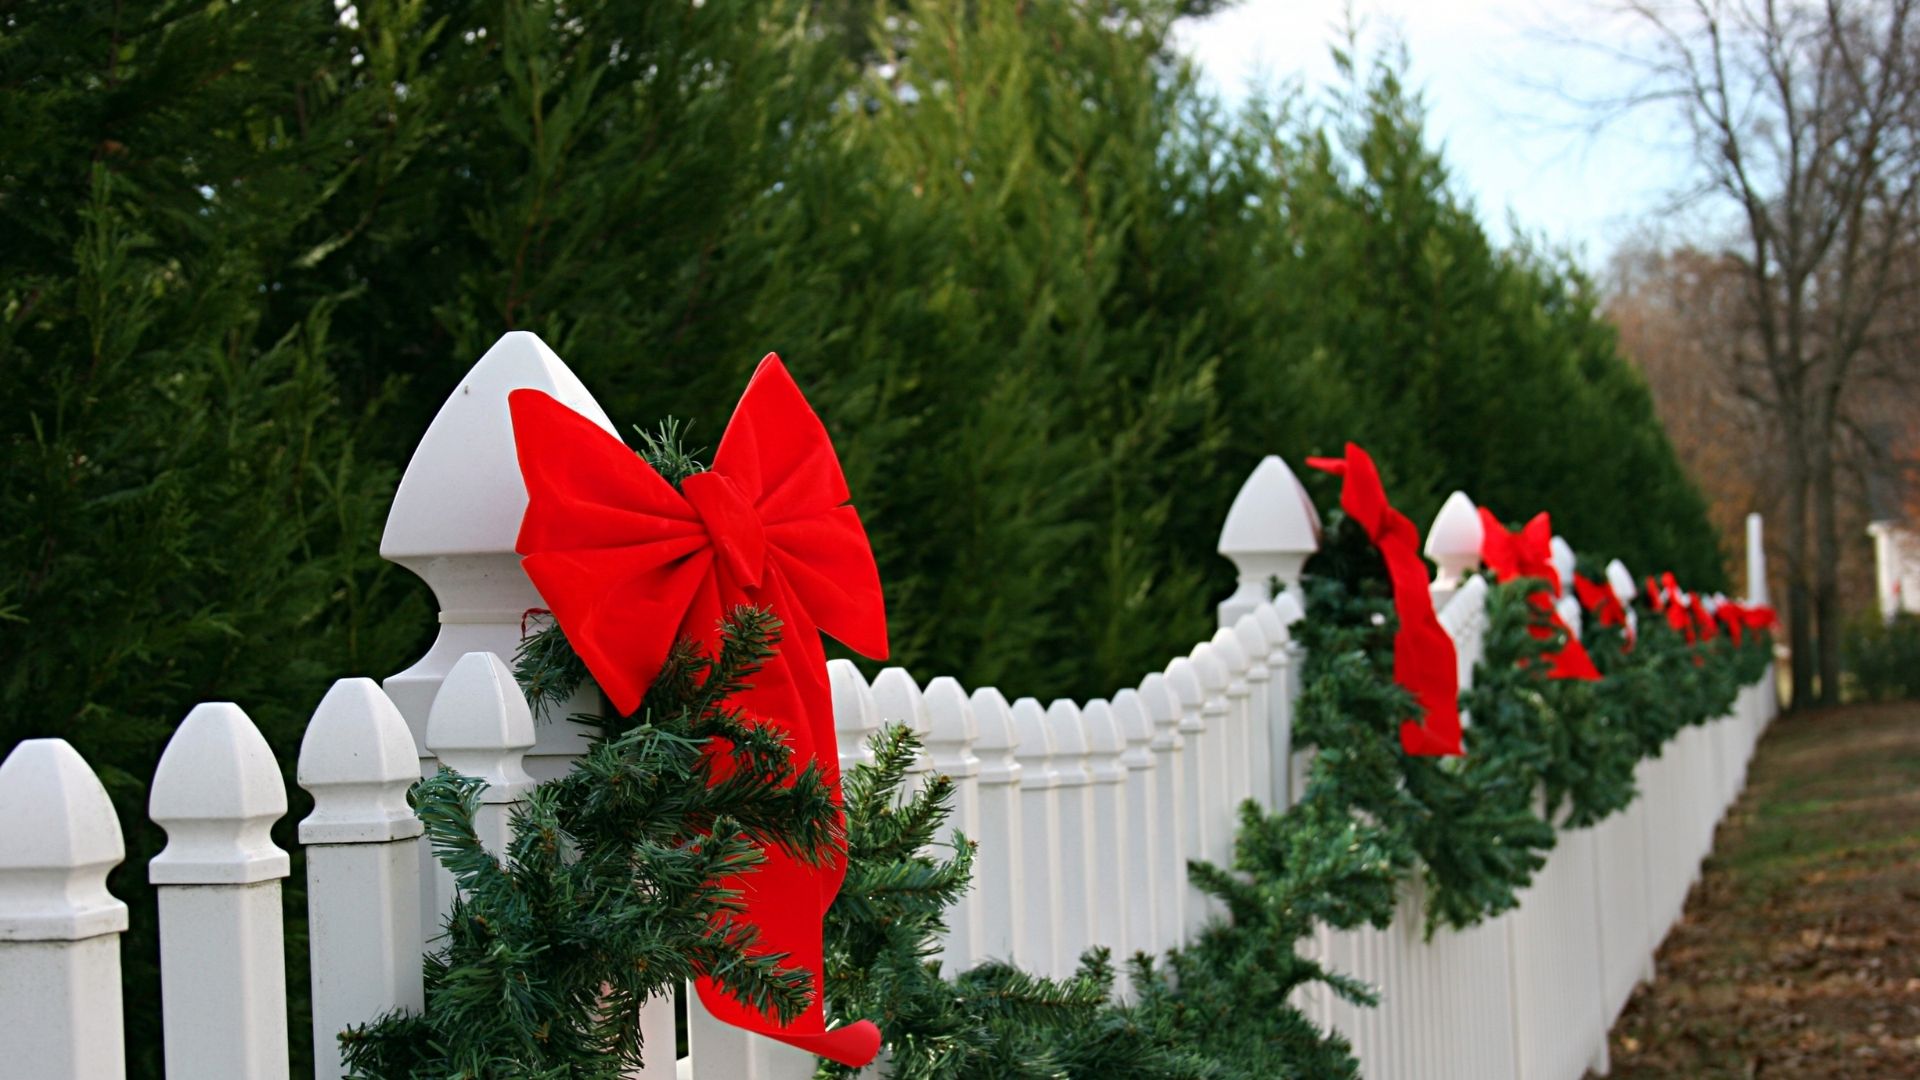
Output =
[{"x1": 1600, "y1": 701, "x2": 1920, "y2": 1079}]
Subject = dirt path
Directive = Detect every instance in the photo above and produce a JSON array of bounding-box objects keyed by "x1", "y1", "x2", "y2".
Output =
[{"x1": 1602, "y1": 702, "x2": 1920, "y2": 1078}]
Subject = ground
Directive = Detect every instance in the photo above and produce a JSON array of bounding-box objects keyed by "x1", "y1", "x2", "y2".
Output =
[{"x1": 1602, "y1": 702, "x2": 1920, "y2": 1078}]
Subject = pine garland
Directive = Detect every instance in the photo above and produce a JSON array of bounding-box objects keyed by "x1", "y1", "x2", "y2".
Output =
[
  {"x1": 340, "y1": 609, "x2": 841, "y2": 1078},
  {"x1": 333, "y1": 421, "x2": 1772, "y2": 1078}
]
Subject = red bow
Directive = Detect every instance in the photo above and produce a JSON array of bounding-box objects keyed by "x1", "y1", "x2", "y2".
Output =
[
  {"x1": 509, "y1": 355, "x2": 886, "y2": 1066},
  {"x1": 1306, "y1": 444, "x2": 1462, "y2": 756},
  {"x1": 1689, "y1": 594, "x2": 1718, "y2": 640},
  {"x1": 1479, "y1": 510, "x2": 1561, "y2": 592},
  {"x1": 1477, "y1": 510, "x2": 1600, "y2": 681},
  {"x1": 1659, "y1": 572, "x2": 1694, "y2": 640},
  {"x1": 1715, "y1": 601, "x2": 1745, "y2": 644},
  {"x1": 1573, "y1": 571, "x2": 1632, "y2": 648}
]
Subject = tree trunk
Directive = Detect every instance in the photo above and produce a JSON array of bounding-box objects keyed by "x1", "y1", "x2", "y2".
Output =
[
  {"x1": 1783, "y1": 412, "x2": 1816, "y2": 709},
  {"x1": 1812, "y1": 425, "x2": 1844, "y2": 705}
]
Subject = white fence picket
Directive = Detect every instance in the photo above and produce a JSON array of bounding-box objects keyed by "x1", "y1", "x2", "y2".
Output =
[
  {"x1": 1079, "y1": 698, "x2": 1131, "y2": 961},
  {"x1": 922, "y1": 675, "x2": 983, "y2": 971},
  {"x1": 0, "y1": 739, "x2": 129, "y2": 1080},
  {"x1": 149, "y1": 703, "x2": 291, "y2": 1080},
  {"x1": 1110, "y1": 689, "x2": 1160, "y2": 965},
  {"x1": 1009, "y1": 696, "x2": 1067, "y2": 977},
  {"x1": 297, "y1": 679, "x2": 426, "y2": 1080},
  {"x1": 1139, "y1": 672, "x2": 1189, "y2": 950},
  {"x1": 968, "y1": 687, "x2": 1025, "y2": 965}
]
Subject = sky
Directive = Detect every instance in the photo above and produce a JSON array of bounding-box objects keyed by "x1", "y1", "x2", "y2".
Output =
[{"x1": 1176, "y1": 0, "x2": 1704, "y2": 271}]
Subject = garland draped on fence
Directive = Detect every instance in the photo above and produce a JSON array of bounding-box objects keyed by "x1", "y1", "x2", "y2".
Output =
[{"x1": 341, "y1": 440, "x2": 1772, "y2": 1079}]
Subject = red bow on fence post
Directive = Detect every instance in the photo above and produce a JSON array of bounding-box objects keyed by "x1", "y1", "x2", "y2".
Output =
[
  {"x1": 1659, "y1": 572, "x2": 1695, "y2": 641},
  {"x1": 509, "y1": 355, "x2": 887, "y2": 1066},
  {"x1": 1476, "y1": 510, "x2": 1601, "y2": 681},
  {"x1": 1306, "y1": 444, "x2": 1463, "y2": 756},
  {"x1": 1573, "y1": 571, "x2": 1632, "y2": 647}
]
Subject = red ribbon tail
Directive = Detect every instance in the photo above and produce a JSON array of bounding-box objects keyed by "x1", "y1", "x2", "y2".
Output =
[{"x1": 764, "y1": 1020, "x2": 883, "y2": 1067}]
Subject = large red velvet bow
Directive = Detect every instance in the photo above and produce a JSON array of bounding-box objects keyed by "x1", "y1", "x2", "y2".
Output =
[
  {"x1": 509, "y1": 355, "x2": 886, "y2": 1067},
  {"x1": 1306, "y1": 444, "x2": 1462, "y2": 756},
  {"x1": 1476, "y1": 510, "x2": 1600, "y2": 681},
  {"x1": 1573, "y1": 571, "x2": 1632, "y2": 647}
]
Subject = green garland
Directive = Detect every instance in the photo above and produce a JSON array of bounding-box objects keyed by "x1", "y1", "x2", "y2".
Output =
[
  {"x1": 341, "y1": 610, "x2": 843, "y2": 1078},
  {"x1": 335, "y1": 414, "x2": 1772, "y2": 1078}
]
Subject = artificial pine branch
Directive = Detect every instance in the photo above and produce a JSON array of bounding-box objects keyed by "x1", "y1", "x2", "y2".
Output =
[{"x1": 341, "y1": 605, "x2": 834, "y2": 1079}]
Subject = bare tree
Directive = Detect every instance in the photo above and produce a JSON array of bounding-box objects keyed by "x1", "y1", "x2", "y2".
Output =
[{"x1": 1607, "y1": 0, "x2": 1920, "y2": 705}]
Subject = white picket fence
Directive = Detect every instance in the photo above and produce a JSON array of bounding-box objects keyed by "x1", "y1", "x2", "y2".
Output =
[{"x1": 0, "y1": 332, "x2": 1779, "y2": 1080}]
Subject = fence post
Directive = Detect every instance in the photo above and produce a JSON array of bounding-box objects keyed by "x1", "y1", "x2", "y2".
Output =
[
  {"x1": 920, "y1": 676, "x2": 981, "y2": 970},
  {"x1": 1746, "y1": 513, "x2": 1769, "y2": 605},
  {"x1": 1217, "y1": 455, "x2": 1322, "y2": 626},
  {"x1": 1110, "y1": 689, "x2": 1160, "y2": 964},
  {"x1": 298, "y1": 678, "x2": 427, "y2": 1080},
  {"x1": 967, "y1": 687, "x2": 1025, "y2": 964},
  {"x1": 379, "y1": 332, "x2": 616, "y2": 776},
  {"x1": 0, "y1": 739, "x2": 128, "y2": 1080},
  {"x1": 1606, "y1": 559, "x2": 1640, "y2": 642},
  {"x1": 149, "y1": 703, "x2": 291, "y2": 1080},
  {"x1": 1009, "y1": 697, "x2": 1065, "y2": 976},
  {"x1": 1229, "y1": 614, "x2": 1275, "y2": 812},
  {"x1": 1138, "y1": 673, "x2": 1188, "y2": 949},
  {"x1": 423, "y1": 652, "x2": 537, "y2": 917},
  {"x1": 1426, "y1": 490, "x2": 1483, "y2": 597}
]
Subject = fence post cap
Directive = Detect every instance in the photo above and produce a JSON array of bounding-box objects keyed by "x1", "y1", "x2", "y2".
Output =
[
  {"x1": 1218, "y1": 455, "x2": 1322, "y2": 557},
  {"x1": 967, "y1": 687, "x2": 1023, "y2": 785},
  {"x1": 869, "y1": 667, "x2": 932, "y2": 774},
  {"x1": 1080, "y1": 699, "x2": 1127, "y2": 782},
  {"x1": 381, "y1": 331, "x2": 615, "y2": 561},
  {"x1": 1272, "y1": 590, "x2": 1309, "y2": 631},
  {"x1": 968, "y1": 687, "x2": 1018, "y2": 751},
  {"x1": 1606, "y1": 558, "x2": 1637, "y2": 602},
  {"x1": 299, "y1": 678, "x2": 426, "y2": 845},
  {"x1": 424, "y1": 652, "x2": 536, "y2": 801},
  {"x1": 1209, "y1": 626, "x2": 1254, "y2": 689},
  {"x1": 1232, "y1": 613, "x2": 1273, "y2": 671},
  {"x1": 921, "y1": 676, "x2": 980, "y2": 776},
  {"x1": 150, "y1": 703, "x2": 290, "y2": 886},
  {"x1": 829, "y1": 658, "x2": 881, "y2": 771},
  {"x1": 1188, "y1": 643, "x2": 1230, "y2": 700},
  {"x1": 1110, "y1": 690, "x2": 1156, "y2": 767},
  {"x1": 1164, "y1": 657, "x2": 1206, "y2": 735},
  {"x1": 1139, "y1": 673, "x2": 1184, "y2": 748},
  {"x1": 1009, "y1": 697, "x2": 1058, "y2": 787},
  {"x1": 0, "y1": 739, "x2": 128, "y2": 940},
  {"x1": 1549, "y1": 535, "x2": 1577, "y2": 590},
  {"x1": 1217, "y1": 456, "x2": 1322, "y2": 627},
  {"x1": 1045, "y1": 699, "x2": 1092, "y2": 787},
  {"x1": 1426, "y1": 490, "x2": 1483, "y2": 587},
  {"x1": 1253, "y1": 601, "x2": 1291, "y2": 647}
]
